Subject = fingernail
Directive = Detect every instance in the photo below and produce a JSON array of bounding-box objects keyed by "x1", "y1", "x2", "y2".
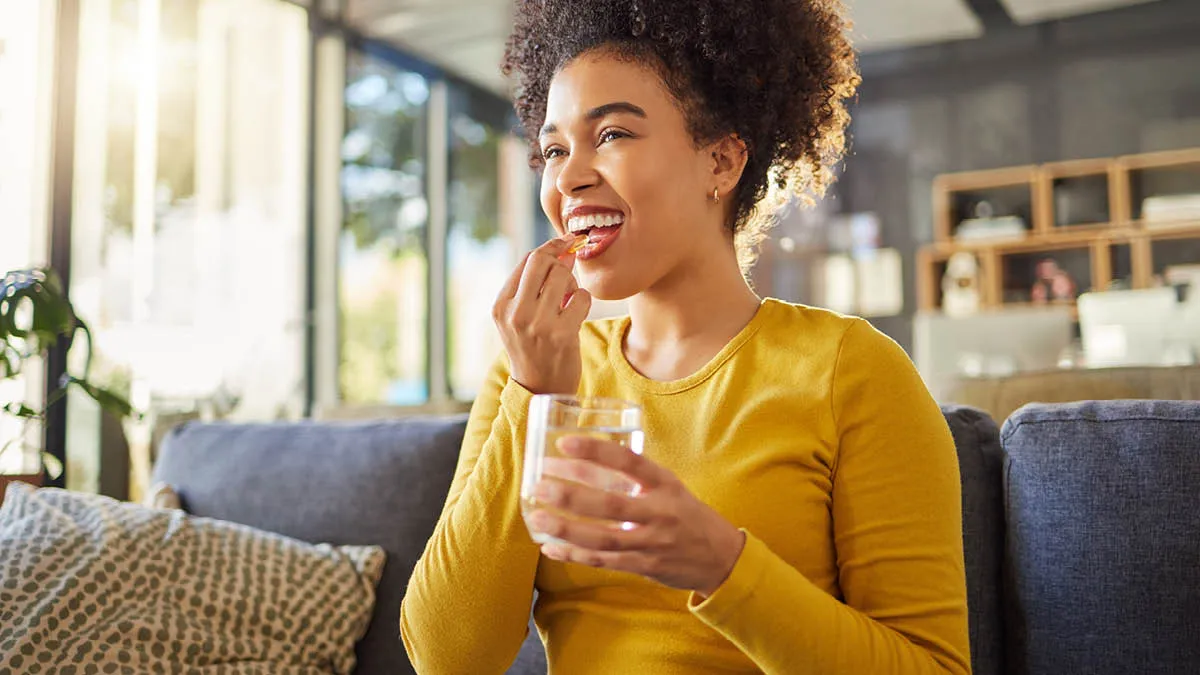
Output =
[
  {"x1": 555, "y1": 436, "x2": 580, "y2": 454},
  {"x1": 531, "y1": 511, "x2": 553, "y2": 531},
  {"x1": 534, "y1": 481, "x2": 557, "y2": 502}
]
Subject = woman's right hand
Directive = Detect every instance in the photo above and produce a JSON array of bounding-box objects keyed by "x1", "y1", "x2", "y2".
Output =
[{"x1": 493, "y1": 234, "x2": 592, "y2": 395}]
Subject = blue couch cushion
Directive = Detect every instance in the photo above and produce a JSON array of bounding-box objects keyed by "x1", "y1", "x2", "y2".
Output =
[
  {"x1": 153, "y1": 417, "x2": 466, "y2": 675},
  {"x1": 1000, "y1": 400, "x2": 1200, "y2": 675},
  {"x1": 943, "y1": 405, "x2": 1006, "y2": 675}
]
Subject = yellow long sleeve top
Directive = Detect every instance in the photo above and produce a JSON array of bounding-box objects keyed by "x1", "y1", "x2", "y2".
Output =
[{"x1": 401, "y1": 299, "x2": 971, "y2": 674}]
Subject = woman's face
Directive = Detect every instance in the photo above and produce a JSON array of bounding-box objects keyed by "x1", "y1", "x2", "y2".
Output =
[{"x1": 539, "y1": 50, "x2": 726, "y2": 301}]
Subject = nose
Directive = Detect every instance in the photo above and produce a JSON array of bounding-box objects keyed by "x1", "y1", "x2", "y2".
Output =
[{"x1": 555, "y1": 148, "x2": 600, "y2": 196}]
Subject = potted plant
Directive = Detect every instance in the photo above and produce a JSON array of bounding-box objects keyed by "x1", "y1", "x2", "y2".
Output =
[{"x1": 1, "y1": 268, "x2": 134, "y2": 504}]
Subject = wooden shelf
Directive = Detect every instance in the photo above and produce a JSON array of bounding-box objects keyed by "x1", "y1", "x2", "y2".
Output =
[
  {"x1": 935, "y1": 165, "x2": 1039, "y2": 192},
  {"x1": 919, "y1": 147, "x2": 1200, "y2": 312},
  {"x1": 1041, "y1": 157, "x2": 1114, "y2": 179},
  {"x1": 1048, "y1": 221, "x2": 1114, "y2": 235},
  {"x1": 996, "y1": 236, "x2": 1097, "y2": 254},
  {"x1": 1119, "y1": 147, "x2": 1200, "y2": 171},
  {"x1": 927, "y1": 224, "x2": 1139, "y2": 255},
  {"x1": 1134, "y1": 220, "x2": 1200, "y2": 240},
  {"x1": 933, "y1": 166, "x2": 1038, "y2": 243}
]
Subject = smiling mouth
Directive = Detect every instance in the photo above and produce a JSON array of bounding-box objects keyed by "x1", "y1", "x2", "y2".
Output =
[
  {"x1": 567, "y1": 212, "x2": 624, "y2": 234},
  {"x1": 564, "y1": 212, "x2": 625, "y2": 260}
]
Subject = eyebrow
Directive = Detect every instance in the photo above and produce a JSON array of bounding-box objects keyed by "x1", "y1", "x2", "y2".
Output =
[{"x1": 539, "y1": 101, "x2": 648, "y2": 138}]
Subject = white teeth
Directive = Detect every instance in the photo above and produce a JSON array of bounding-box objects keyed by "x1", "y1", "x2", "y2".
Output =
[{"x1": 565, "y1": 212, "x2": 624, "y2": 233}]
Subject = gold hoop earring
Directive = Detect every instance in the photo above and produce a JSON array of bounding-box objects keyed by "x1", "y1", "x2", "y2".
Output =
[{"x1": 712, "y1": 187, "x2": 720, "y2": 203}]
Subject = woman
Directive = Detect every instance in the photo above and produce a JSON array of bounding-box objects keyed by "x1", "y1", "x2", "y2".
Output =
[{"x1": 401, "y1": 0, "x2": 971, "y2": 673}]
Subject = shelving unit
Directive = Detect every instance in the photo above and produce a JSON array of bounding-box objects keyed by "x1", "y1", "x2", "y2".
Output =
[{"x1": 919, "y1": 147, "x2": 1200, "y2": 313}]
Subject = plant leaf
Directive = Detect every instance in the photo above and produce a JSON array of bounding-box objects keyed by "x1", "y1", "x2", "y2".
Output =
[
  {"x1": 41, "y1": 452, "x2": 64, "y2": 480},
  {"x1": 1, "y1": 402, "x2": 40, "y2": 419},
  {"x1": 2, "y1": 269, "x2": 134, "y2": 429},
  {"x1": 64, "y1": 376, "x2": 138, "y2": 420},
  {"x1": 0, "y1": 347, "x2": 18, "y2": 379},
  {"x1": 0, "y1": 268, "x2": 76, "y2": 353},
  {"x1": 74, "y1": 318, "x2": 96, "y2": 379}
]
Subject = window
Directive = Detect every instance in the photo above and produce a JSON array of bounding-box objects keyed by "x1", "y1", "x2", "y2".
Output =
[
  {"x1": 446, "y1": 91, "x2": 512, "y2": 400},
  {"x1": 339, "y1": 49, "x2": 430, "y2": 405},
  {"x1": 0, "y1": 0, "x2": 55, "y2": 474},
  {"x1": 67, "y1": 0, "x2": 310, "y2": 493}
]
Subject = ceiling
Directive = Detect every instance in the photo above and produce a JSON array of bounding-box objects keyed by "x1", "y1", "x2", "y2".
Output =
[
  {"x1": 342, "y1": 0, "x2": 1163, "y2": 94},
  {"x1": 999, "y1": 0, "x2": 1160, "y2": 24}
]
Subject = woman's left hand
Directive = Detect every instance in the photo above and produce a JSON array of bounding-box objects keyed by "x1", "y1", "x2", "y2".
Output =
[{"x1": 527, "y1": 435, "x2": 746, "y2": 598}]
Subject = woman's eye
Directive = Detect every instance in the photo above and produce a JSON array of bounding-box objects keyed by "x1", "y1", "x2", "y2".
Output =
[
  {"x1": 542, "y1": 147, "x2": 566, "y2": 160},
  {"x1": 598, "y1": 129, "x2": 629, "y2": 145}
]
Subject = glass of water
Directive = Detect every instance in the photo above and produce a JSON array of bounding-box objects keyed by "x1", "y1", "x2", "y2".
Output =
[{"x1": 521, "y1": 395, "x2": 644, "y2": 545}]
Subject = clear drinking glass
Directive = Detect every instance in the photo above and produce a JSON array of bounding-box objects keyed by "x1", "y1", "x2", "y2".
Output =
[{"x1": 521, "y1": 395, "x2": 644, "y2": 545}]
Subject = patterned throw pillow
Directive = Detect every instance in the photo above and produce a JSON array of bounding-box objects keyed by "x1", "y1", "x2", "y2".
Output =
[{"x1": 0, "y1": 483, "x2": 385, "y2": 674}]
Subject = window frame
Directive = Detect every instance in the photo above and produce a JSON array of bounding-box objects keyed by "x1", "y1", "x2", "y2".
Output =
[{"x1": 36, "y1": 0, "x2": 531, "y2": 487}]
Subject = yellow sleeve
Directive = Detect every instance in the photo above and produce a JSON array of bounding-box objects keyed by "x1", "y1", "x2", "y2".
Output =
[
  {"x1": 689, "y1": 319, "x2": 971, "y2": 675},
  {"x1": 401, "y1": 354, "x2": 542, "y2": 674}
]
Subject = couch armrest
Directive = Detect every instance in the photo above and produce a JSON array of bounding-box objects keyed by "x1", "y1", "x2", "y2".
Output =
[{"x1": 1000, "y1": 400, "x2": 1200, "y2": 675}]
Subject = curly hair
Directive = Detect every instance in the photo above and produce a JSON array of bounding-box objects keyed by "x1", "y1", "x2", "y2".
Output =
[{"x1": 501, "y1": 0, "x2": 860, "y2": 269}]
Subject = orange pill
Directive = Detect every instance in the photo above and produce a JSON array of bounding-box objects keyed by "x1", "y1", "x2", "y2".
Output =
[{"x1": 568, "y1": 234, "x2": 588, "y2": 254}]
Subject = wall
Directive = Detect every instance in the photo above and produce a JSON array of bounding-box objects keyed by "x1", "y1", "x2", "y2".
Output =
[{"x1": 835, "y1": 0, "x2": 1200, "y2": 352}]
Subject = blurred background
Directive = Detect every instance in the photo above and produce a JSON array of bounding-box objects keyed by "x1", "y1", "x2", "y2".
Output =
[{"x1": 2, "y1": 0, "x2": 1198, "y2": 499}]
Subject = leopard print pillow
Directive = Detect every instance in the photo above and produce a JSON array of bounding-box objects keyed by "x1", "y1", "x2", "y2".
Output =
[{"x1": 0, "y1": 482, "x2": 385, "y2": 674}]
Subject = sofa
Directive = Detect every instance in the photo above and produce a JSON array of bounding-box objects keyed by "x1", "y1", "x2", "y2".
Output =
[{"x1": 152, "y1": 399, "x2": 1200, "y2": 675}]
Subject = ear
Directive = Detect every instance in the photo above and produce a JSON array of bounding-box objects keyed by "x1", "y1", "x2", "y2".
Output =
[{"x1": 707, "y1": 133, "x2": 749, "y2": 199}]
